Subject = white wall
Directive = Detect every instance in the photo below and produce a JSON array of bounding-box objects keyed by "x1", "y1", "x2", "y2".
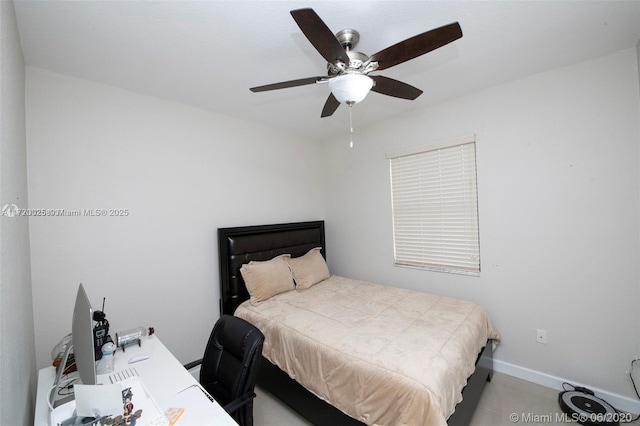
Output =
[
  {"x1": 0, "y1": 1, "x2": 36, "y2": 424},
  {"x1": 26, "y1": 68, "x2": 325, "y2": 369},
  {"x1": 323, "y1": 48, "x2": 640, "y2": 402}
]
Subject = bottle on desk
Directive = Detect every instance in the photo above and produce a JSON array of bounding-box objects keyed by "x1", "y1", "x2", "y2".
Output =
[
  {"x1": 116, "y1": 326, "x2": 155, "y2": 351},
  {"x1": 96, "y1": 342, "x2": 115, "y2": 374}
]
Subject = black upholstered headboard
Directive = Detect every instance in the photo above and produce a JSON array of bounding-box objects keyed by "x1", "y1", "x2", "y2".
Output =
[{"x1": 218, "y1": 221, "x2": 326, "y2": 315}]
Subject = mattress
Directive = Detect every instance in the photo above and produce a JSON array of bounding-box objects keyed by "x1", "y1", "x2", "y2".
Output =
[{"x1": 235, "y1": 275, "x2": 500, "y2": 426}]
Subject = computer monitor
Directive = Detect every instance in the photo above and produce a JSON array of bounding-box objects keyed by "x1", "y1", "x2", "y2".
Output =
[
  {"x1": 72, "y1": 283, "x2": 97, "y2": 386},
  {"x1": 50, "y1": 283, "x2": 97, "y2": 408}
]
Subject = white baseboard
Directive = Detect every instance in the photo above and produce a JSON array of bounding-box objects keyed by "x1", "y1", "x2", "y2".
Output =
[{"x1": 494, "y1": 359, "x2": 640, "y2": 414}]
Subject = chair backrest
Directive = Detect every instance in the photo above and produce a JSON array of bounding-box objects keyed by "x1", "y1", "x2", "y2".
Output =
[{"x1": 199, "y1": 315, "x2": 265, "y2": 406}]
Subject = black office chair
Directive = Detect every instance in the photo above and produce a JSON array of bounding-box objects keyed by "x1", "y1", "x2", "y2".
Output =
[{"x1": 184, "y1": 315, "x2": 265, "y2": 426}]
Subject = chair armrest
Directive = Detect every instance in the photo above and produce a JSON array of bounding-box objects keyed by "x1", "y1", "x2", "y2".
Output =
[
  {"x1": 223, "y1": 391, "x2": 256, "y2": 414},
  {"x1": 183, "y1": 358, "x2": 203, "y2": 371}
]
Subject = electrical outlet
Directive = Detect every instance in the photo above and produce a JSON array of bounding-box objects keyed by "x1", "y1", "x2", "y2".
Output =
[{"x1": 536, "y1": 329, "x2": 547, "y2": 344}]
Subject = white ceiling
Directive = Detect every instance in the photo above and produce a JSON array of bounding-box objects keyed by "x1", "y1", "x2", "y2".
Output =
[{"x1": 13, "y1": 0, "x2": 640, "y2": 141}]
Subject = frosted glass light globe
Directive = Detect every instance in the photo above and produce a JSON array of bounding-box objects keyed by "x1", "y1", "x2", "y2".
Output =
[{"x1": 328, "y1": 74, "x2": 373, "y2": 105}]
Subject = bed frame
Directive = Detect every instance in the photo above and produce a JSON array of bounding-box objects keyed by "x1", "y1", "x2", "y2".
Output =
[{"x1": 218, "y1": 220, "x2": 493, "y2": 426}]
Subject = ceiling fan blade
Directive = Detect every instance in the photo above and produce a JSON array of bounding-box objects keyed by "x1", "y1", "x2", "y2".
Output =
[
  {"x1": 369, "y1": 22, "x2": 462, "y2": 71},
  {"x1": 250, "y1": 76, "x2": 325, "y2": 92},
  {"x1": 370, "y1": 75, "x2": 423, "y2": 100},
  {"x1": 290, "y1": 8, "x2": 350, "y2": 65},
  {"x1": 321, "y1": 93, "x2": 340, "y2": 117}
]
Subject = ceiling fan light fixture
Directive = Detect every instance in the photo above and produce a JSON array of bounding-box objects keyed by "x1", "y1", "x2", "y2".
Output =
[{"x1": 328, "y1": 74, "x2": 373, "y2": 105}]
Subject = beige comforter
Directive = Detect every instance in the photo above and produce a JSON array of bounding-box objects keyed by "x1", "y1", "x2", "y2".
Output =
[{"x1": 235, "y1": 275, "x2": 500, "y2": 426}]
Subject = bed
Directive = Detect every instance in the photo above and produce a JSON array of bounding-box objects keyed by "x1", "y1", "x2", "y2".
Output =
[{"x1": 218, "y1": 221, "x2": 499, "y2": 426}]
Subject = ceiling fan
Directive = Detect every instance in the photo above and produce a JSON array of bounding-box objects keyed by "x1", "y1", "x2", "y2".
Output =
[{"x1": 250, "y1": 8, "x2": 463, "y2": 118}]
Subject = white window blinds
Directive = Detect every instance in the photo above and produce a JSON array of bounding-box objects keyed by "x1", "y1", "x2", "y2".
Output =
[{"x1": 387, "y1": 135, "x2": 480, "y2": 274}]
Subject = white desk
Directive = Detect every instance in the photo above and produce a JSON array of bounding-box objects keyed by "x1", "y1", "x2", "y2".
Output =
[{"x1": 34, "y1": 335, "x2": 237, "y2": 426}]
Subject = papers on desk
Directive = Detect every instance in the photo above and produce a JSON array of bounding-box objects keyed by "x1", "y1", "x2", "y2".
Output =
[{"x1": 50, "y1": 376, "x2": 168, "y2": 426}]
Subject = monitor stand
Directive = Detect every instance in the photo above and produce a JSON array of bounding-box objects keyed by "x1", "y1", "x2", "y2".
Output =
[{"x1": 51, "y1": 342, "x2": 75, "y2": 409}]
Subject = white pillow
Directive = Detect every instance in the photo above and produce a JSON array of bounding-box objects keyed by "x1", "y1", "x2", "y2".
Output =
[
  {"x1": 240, "y1": 254, "x2": 294, "y2": 305},
  {"x1": 285, "y1": 248, "x2": 330, "y2": 290}
]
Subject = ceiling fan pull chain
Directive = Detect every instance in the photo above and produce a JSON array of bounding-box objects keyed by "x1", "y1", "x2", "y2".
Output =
[{"x1": 349, "y1": 103, "x2": 354, "y2": 148}]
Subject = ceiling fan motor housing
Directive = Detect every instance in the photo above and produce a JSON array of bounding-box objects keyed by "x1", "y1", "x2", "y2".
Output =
[
  {"x1": 327, "y1": 29, "x2": 371, "y2": 75},
  {"x1": 327, "y1": 51, "x2": 369, "y2": 75}
]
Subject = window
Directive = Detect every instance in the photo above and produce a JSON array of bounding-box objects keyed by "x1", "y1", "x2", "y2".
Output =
[{"x1": 387, "y1": 135, "x2": 480, "y2": 275}]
